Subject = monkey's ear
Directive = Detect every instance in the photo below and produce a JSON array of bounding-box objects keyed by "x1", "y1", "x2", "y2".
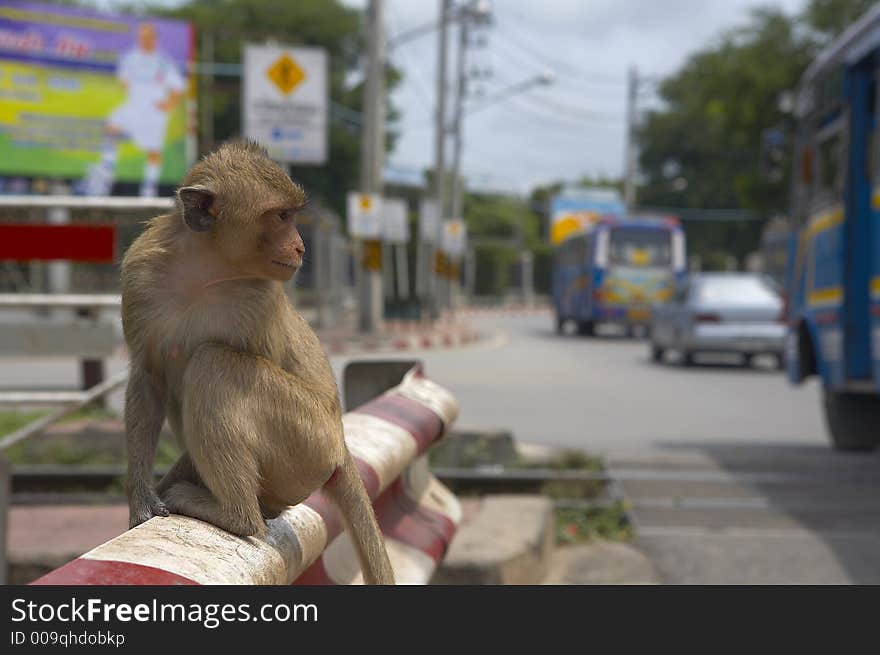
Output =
[{"x1": 178, "y1": 185, "x2": 216, "y2": 232}]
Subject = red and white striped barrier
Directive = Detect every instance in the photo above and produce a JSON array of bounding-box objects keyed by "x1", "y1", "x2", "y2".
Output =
[
  {"x1": 455, "y1": 305, "x2": 551, "y2": 318},
  {"x1": 324, "y1": 323, "x2": 481, "y2": 355},
  {"x1": 32, "y1": 367, "x2": 461, "y2": 585}
]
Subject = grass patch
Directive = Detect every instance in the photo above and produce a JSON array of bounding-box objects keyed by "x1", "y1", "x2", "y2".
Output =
[
  {"x1": 0, "y1": 410, "x2": 48, "y2": 439},
  {"x1": 556, "y1": 503, "x2": 633, "y2": 544},
  {"x1": 431, "y1": 432, "x2": 631, "y2": 544},
  {"x1": 0, "y1": 406, "x2": 182, "y2": 472}
]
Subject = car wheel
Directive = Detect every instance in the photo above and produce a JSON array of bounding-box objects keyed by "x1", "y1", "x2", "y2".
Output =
[
  {"x1": 774, "y1": 353, "x2": 785, "y2": 370},
  {"x1": 742, "y1": 354, "x2": 755, "y2": 368},
  {"x1": 577, "y1": 321, "x2": 595, "y2": 337},
  {"x1": 650, "y1": 343, "x2": 664, "y2": 363},
  {"x1": 823, "y1": 391, "x2": 880, "y2": 451},
  {"x1": 681, "y1": 350, "x2": 696, "y2": 367},
  {"x1": 555, "y1": 315, "x2": 565, "y2": 335}
]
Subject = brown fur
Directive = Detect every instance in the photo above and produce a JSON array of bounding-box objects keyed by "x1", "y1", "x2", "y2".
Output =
[{"x1": 121, "y1": 140, "x2": 394, "y2": 584}]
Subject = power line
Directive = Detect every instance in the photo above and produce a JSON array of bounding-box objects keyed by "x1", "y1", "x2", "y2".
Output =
[
  {"x1": 492, "y1": 19, "x2": 626, "y2": 85},
  {"x1": 515, "y1": 91, "x2": 624, "y2": 123},
  {"x1": 387, "y1": 1, "x2": 435, "y2": 120}
]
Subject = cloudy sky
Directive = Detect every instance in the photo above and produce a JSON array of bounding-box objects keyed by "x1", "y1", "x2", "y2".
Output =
[{"x1": 345, "y1": 0, "x2": 806, "y2": 194}]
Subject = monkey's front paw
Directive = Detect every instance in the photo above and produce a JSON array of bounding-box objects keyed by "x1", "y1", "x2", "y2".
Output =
[{"x1": 129, "y1": 491, "x2": 169, "y2": 529}]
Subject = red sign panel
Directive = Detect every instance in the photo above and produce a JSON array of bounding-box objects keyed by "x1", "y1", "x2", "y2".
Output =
[{"x1": 0, "y1": 223, "x2": 116, "y2": 263}]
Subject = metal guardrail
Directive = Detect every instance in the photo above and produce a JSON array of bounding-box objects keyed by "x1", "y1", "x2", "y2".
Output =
[
  {"x1": 0, "y1": 369, "x2": 129, "y2": 452},
  {"x1": 29, "y1": 366, "x2": 461, "y2": 586},
  {"x1": 0, "y1": 293, "x2": 122, "y2": 405},
  {"x1": 0, "y1": 367, "x2": 129, "y2": 585},
  {"x1": 0, "y1": 195, "x2": 174, "y2": 211},
  {"x1": 0, "y1": 293, "x2": 121, "y2": 308}
]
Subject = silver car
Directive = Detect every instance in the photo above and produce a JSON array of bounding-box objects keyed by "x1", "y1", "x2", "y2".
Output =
[{"x1": 650, "y1": 273, "x2": 786, "y2": 367}]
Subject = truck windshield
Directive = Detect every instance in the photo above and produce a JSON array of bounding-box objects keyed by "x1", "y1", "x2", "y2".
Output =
[{"x1": 609, "y1": 227, "x2": 672, "y2": 268}]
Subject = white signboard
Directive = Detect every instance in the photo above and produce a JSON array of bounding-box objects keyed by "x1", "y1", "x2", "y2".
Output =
[
  {"x1": 347, "y1": 192, "x2": 383, "y2": 239},
  {"x1": 419, "y1": 198, "x2": 439, "y2": 243},
  {"x1": 441, "y1": 219, "x2": 467, "y2": 259},
  {"x1": 243, "y1": 44, "x2": 328, "y2": 164},
  {"x1": 383, "y1": 198, "x2": 410, "y2": 243}
]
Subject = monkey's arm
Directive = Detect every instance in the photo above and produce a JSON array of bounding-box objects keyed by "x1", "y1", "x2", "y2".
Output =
[{"x1": 125, "y1": 361, "x2": 169, "y2": 528}]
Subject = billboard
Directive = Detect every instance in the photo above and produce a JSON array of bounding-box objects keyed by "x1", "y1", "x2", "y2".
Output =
[
  {"x1": 243, "y1": 43, "x2": 327, "y2": 164},
  {"x1": 549, "y1": 187, "x2": 625, "y2": 245},
  {"x1": 0, "y1": 1, "x2": 195, "y2": 195}
]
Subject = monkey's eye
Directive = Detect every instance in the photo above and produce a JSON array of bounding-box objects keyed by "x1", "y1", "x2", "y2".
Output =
[{"x1": 278, "y1": 210, "x2": 292, "y2": 222}]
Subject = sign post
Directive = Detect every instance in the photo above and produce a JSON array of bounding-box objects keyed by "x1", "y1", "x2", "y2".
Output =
[
  {"x1": 242, "y1": 44, "x2": 328, "y2": 165},
  {"x1": 347, "y1": 192, "x2": 384, "y2": 331},
  {"x1": 383, "y1": 198, "x2": 410, "y2": 301},
  {"x1": 441, "y1": 218, "x2": 467, "y2": 312},
  {"x1": 417, "y1": 198, "x2": 439, "y2": 302}
]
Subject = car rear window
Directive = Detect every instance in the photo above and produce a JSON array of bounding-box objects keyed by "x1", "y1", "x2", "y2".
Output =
[{"x1": 696, "y1": 277, "x2": 780, "y2": 304}]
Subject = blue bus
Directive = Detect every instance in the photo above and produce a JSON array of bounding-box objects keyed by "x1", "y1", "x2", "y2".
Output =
[
  {"x1": 553, "y1": 215, "x2": 687, "y2": 336},
  {"x1": 786, "y1": 5, "x2": 880, "y2": 450}
]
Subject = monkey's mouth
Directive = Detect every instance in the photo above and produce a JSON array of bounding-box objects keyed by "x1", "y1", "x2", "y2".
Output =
[{"x1": 271, "y1": 260, "x2": 298, "y2": 271}]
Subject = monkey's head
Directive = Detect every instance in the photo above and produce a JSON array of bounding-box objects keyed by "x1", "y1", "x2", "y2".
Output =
[{"x1": 176, "y1": 140, "x2": 308, "y2": 282}]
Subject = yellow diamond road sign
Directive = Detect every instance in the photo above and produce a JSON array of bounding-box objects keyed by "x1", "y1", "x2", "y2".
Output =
[{"x1": 267, "y1": 54, "x2": 306, "y2": 95}]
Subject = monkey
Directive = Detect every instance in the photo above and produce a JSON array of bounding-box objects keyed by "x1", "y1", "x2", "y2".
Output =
[{"x1": 120, "y1": 139, "x2": 395, "y2": 585}]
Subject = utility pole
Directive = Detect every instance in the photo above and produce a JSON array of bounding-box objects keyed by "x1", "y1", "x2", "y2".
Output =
[
  {"x1": 623, "y1": 65, "x2": 638, "y2": 212},
  {"x1": 200, "y1": 30, "x2": 214, "y2": 155},
  {"x1": 358, "y1": 0, "x2": 385, "y2": 333},
  {"x1": 432, "y1": 0, "x2": 451, "y2": 318},
  {"x1": 449, "y1": 13, "x2": 468, "y2": 223},
  {"x1": 444, "y1": 9, "x2": 469, "y2": 312}
]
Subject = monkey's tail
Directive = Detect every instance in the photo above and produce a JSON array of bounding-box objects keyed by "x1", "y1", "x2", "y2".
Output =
[{"x1": 323, "y1": 451, "x2": 396, "y2": 585}]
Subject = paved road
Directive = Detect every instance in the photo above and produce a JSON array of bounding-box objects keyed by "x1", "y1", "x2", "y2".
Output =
[
  {"x1": 332, "y1": 311, "x2": 828, "y2": 453},
  {"x1": 332, "y1": 310, "x2": 880, "y2": 584}
]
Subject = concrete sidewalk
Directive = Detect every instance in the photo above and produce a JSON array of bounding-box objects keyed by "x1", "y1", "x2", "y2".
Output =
[{"x1": 8, "y1": 504, "x2": 129, "y2": 584}]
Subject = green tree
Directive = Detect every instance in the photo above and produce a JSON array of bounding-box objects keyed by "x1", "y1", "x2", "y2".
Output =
[
  {"x1": 635, "y1": 0, "x2": 875, "y2": 266},
  {"x1": 804, "y1": 0, "x2": 877, "y2": 43}
]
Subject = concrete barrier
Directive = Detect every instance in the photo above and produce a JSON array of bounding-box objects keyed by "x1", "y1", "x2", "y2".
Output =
[{"x1": 32, "y1": 366, "x2": 461, "y2": 585}]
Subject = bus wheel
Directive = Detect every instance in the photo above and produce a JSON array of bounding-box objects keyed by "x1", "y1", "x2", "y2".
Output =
[
  {"x1": 555, "y1": 315, "x2": 566, "y2": 335},
  {"x1": 650, "y1": 343, "x2": 664, "y2": 363},
  {"x1": 577, "y1": 321, "x2": 595, "y2": 337},
  {"x1": 823, "y1": 391, "x2": 880, "y2": 451}
]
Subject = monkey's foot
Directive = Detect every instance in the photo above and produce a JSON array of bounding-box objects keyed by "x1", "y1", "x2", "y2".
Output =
[
  {"x1": 162, "y1": 481, "x2": 267, "y2": 538},
  {"x1": 129, "y1": 490, "x2": 170, "y2": 529}
]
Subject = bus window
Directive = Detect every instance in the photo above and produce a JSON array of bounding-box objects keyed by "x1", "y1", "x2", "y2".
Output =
[
  {"x1": 814, "y1": 118, "x2": 847, "y2": 206},
  {"x1": 609, "y1": 227, "x2": 672, "y2": 268}
]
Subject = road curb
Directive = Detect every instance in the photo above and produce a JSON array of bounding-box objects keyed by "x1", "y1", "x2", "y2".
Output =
[
  {"x1": 325, "y1": 322, "x2": 482, "y2": 356},
  {"x1": 431, "y1": 495, "x2": 555, "y2": 585}
]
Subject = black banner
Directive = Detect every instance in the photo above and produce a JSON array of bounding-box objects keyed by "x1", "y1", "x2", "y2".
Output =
[{"x1": 0, "y1": 585, "x2": 874, "y2": 650}]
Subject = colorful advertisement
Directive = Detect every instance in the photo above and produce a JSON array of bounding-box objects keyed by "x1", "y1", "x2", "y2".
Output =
[
  {"x1": 549, "y1": 187, "x2": 625, "y2": 245},
  {"x1": 0, "y1": 1, "x2": 195, "y2": 195}
]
